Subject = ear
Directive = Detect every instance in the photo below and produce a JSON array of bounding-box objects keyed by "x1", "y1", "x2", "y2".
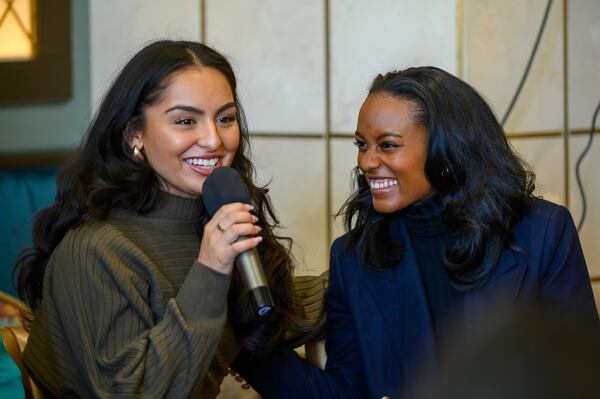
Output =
[
  {"x1": 128, "y1": 132, "x2": 143, "y2": 150},
  {"x1": 125, "y1": 120, "x2": 143, "y2": 150}
]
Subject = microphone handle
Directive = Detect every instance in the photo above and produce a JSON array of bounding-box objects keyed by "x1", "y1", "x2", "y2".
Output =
[{"x1": 235, "y1": 246, "x2": 274, "y2": 317}]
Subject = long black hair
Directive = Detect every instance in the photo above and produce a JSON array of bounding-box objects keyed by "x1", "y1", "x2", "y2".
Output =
[
  {"x1": 339, "y1": 66, "x2": 536, "y2": 290},
  {"x1": 14, "y1": 40, "x2": 294, "y2": 351}
]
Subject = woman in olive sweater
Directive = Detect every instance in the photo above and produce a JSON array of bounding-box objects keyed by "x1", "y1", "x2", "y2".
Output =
[{"x1": 15, "y1": 40, "x2": 306, "y2": 398}]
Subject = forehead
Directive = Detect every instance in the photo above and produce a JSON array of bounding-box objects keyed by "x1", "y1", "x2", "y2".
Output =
[
  {"x1": 358, "y1": 93, "x2": 419, "y2": 130},
  {"x1": 158, "y1": 66, "x2": 234, "y2": 105}
]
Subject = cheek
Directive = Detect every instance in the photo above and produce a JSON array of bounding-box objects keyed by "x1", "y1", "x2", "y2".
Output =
[
  {"x1": 146, "y1": 129, "x2": 186, "y2": 157},
  {"x1": 357, "y1": 153, "x2": 366, "y2": 171},
  {"x1": 223, "y1": 129, "x2": 241, "y2": 155},
  {"x1": 390, "y1": 158, "x2": 430, "y2": 193}
]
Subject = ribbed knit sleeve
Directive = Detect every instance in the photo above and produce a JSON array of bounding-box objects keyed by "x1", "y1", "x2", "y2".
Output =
[
  {"x1": 284, "y1": 272, "x2": 328, "y2": 347},
  {"x1": 24, "y1": 223, "x2": 230, "y2": 398}
]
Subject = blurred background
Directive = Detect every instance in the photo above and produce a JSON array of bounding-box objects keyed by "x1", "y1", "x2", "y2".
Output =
[{"x1": 1, "y1": 1, "x2": 599, "y2": 397}]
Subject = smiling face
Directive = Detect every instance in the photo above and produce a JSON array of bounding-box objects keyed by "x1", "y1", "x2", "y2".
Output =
[
  {"x1": 129, "y1": 66, "x2": 240, "y2": 198},
  {"x1": 355, "y1": 93, "x2": 434, "y2": 213}
]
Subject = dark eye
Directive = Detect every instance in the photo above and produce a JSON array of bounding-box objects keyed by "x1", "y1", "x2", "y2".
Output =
[
  {"x1": 353, "y1": 140, "x2": 367, "y2": 150},
  {"x1": 176, "y1": 118, "x2": 196, "y2": 126},
  {"x1": 379, "y1": 141, "x2": 400, "y2": 150},
  {"x1": 217, "y1": 115, "x2": 237, "y2": 125}
]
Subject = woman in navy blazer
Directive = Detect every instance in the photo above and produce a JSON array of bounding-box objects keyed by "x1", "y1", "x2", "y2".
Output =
[{"x1": 233, "y1": 67, "x2": 599, "y2": 398}]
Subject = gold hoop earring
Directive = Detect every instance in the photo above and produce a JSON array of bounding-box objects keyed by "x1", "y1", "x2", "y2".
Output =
[{"x1": 133, "y1": 145, "x2": 145, "y2": 161}]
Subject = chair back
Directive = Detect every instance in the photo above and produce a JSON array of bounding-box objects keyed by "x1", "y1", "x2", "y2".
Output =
[{"x1": 0, "y1": 326, "x2": 44, "y2": 399}]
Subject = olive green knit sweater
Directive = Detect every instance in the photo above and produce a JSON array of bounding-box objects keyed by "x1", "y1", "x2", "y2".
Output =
[{"x1": 23, "y1": 192, "x2": 239, "y2": 398}]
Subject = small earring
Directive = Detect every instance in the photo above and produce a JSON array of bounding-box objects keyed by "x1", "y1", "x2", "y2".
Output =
[{"x1": 133, "y1": 145, "x2": 145, "y2": 161}]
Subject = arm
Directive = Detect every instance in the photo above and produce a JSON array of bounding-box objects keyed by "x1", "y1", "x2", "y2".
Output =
[
  {"x1": 232, "y1": 241, "x2": 368, "y2": 398},
  {"x1": 52, "y1": 231, "x2": 230, "y2": 398},
  {"x1": 538, "y1": 205, "x2": 599, "y2": 324}
]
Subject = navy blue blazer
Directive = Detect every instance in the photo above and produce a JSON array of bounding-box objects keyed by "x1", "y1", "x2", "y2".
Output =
[{"x1": 233, "y1": 199, "x2": 598, "y2": 398}]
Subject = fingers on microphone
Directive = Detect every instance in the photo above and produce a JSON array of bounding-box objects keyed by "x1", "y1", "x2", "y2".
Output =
[
  {"x1": 212, "y1": 204, "x2": 258, "y2": 232},
  {"x1": 225, "y1": 223, "x2": 261, "y2": 242},
  {"x1": 214, "y1": 202, "x2": 254, "y2": 218},
  {"x1": 228, "y1": 210, "x2": 258, "y2": 225},
  {"x1": 231, "y1": 236, "x2": 263, "y2": 253}
]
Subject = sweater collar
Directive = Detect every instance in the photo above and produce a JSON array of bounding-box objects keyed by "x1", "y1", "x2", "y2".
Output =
[
  {"x1": 110, "y1": 191, "x2": 205, "y2": 221},
  {"x1": 143, "y1": 191, "x2": 205, "y2": 220},
  {"x1": 400, "y1": 194, "x2": 447, "y2": 235}
]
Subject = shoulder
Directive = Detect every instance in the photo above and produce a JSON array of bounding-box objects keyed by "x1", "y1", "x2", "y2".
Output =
[
  {"x1": 331, "y1": 233, "x2": 349, "y2": 253},
  {"x1": 513, "y1": 198, "x2": 574, "y2": 237},
  {"x1": 59, "y1": 219, "x2": 129, "y2": 255},
  {"x1": 330, "y1": 232, "x2": 355, "y2": 259},
  {"x1": 50, "y1": 219, "x2": 140, "y2": 277},
  {"x1": 329, "y1": 232, "x2": 363, "y2": 281},
  {"x1": 510, "y1": 198, "x2": 580, "y2": 266},
  {"x1": 525, "y1": 198, "x2": 570, "y2": 220}
]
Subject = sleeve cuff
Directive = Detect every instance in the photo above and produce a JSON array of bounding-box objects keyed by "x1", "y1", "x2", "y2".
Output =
[{"x1": 176, "y1": 261, "x2": 231, "y2": 321}]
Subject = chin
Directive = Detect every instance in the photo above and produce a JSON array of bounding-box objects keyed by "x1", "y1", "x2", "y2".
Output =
[{"x1": 372, "y1": 200, "x2": 405, "y2": 214}]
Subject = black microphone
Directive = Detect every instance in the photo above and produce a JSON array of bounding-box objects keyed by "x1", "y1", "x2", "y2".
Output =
[{"x1": 203, "y1": 166, "x2": 274, "y2": 317}]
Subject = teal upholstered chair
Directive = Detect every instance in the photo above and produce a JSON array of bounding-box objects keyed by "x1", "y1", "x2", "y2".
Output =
[
  {"x1": 0, "y1": 167, "x2": 56, "y2": 398},
  {"x1": 0, "y1": 168, "x2": 58, "y2": 297},
  {"x1": 0, "y1": 328, "x2": 26, "y2": 399}
]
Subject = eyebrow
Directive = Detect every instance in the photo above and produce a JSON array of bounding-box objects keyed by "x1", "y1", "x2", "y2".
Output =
[
  {"x1": 354, "y1": 131, "x2": 402, "y2": 140},
  {"x1": 164, "y1": 102, "x2": 236, "y2": 115}
]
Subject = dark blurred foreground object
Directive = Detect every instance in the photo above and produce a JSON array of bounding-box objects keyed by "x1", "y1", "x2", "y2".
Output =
[{"x1": 410, "y1": 307, "x2": 600, "y2": 399}]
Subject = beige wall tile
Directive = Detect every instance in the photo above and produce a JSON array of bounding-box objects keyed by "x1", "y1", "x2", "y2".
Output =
[
  {"x1": 569, "y1": 135, "x2": 600, "y2": 276},
  {"x1": 250, "y1": 137, "x2": 328, "y2": 274},
  {"x1": 568, "y1": 0, "x2": 600, "y2": 128},
  {"x1": 90, "y1": 0, "x2": 200, "y2": 109},
  {"x1": 330, "y1": 0, "x2": 457, "y2": 133},
  {"x1": 205, "y1": 0, "x2": 325, "y2": 134},
  {"x1": 509, "y1": 137, "x2": 565, "y2": 206},
  {"x1": 462, "y1": 0, "x2": 563, "y2": 133},
  {"x1": 567, "y1": 0, "x2": 600, "y2": 277},
  {"x1": 592, "y1": 281, "x2": 600, "y2": 317},
  {"x1": 330, "y1": 137, "x2": 359, "y2": 242}
]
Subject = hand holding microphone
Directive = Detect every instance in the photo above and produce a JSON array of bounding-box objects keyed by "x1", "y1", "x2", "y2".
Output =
[
  {"x1": 197, "y1": 202, "x2": 262, "y2": 275},
  {"x1": 199, "y1": 167, "x2": 275, "y2": 317}
]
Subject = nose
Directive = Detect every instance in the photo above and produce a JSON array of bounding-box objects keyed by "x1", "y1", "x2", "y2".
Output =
[
  {"x1": 197, "y1": 120, "x2": 222, "y2": 150},
  {"x1": 359, "y1": 147, "x2": 381, "y2": 172}
]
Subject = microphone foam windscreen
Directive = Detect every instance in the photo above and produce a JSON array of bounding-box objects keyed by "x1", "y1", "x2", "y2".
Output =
[{"x1": 203, "y1": 167, "x2": 252, "y2": 216}]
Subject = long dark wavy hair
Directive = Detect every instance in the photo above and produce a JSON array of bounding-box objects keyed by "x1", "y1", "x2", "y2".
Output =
[
  {"x1": 339, "y1": 66, "x2": 536, "y2": 290},
  {"x1": 14, "y1": 40, "x2": 294, "y2": 352}
]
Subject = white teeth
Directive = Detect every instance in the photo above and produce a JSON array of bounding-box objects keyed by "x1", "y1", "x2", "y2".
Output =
[
  {"x1": 185, "y1": 157, "x2": 219, "y2": 168},
  {"x1": 369, "y1": 179, "x2": 397, "y2": 190}
]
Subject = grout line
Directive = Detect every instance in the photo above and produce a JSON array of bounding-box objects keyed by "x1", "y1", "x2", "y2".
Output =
[
  {"x1": 324, "y1": 0, "x2": 332, "y2": 247},
  {"x1": 562, "y1": 0, "x2": 570, "y2": 208},
  {"x1": 250, "y1": 132, "x2": 324, "y2": 139},
  {"x1": 456, "y1": 0, "x2": 464, "y2": 78},
  {"x1": 200, "y1": 0, "x2": 206, "y2": 43}
]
